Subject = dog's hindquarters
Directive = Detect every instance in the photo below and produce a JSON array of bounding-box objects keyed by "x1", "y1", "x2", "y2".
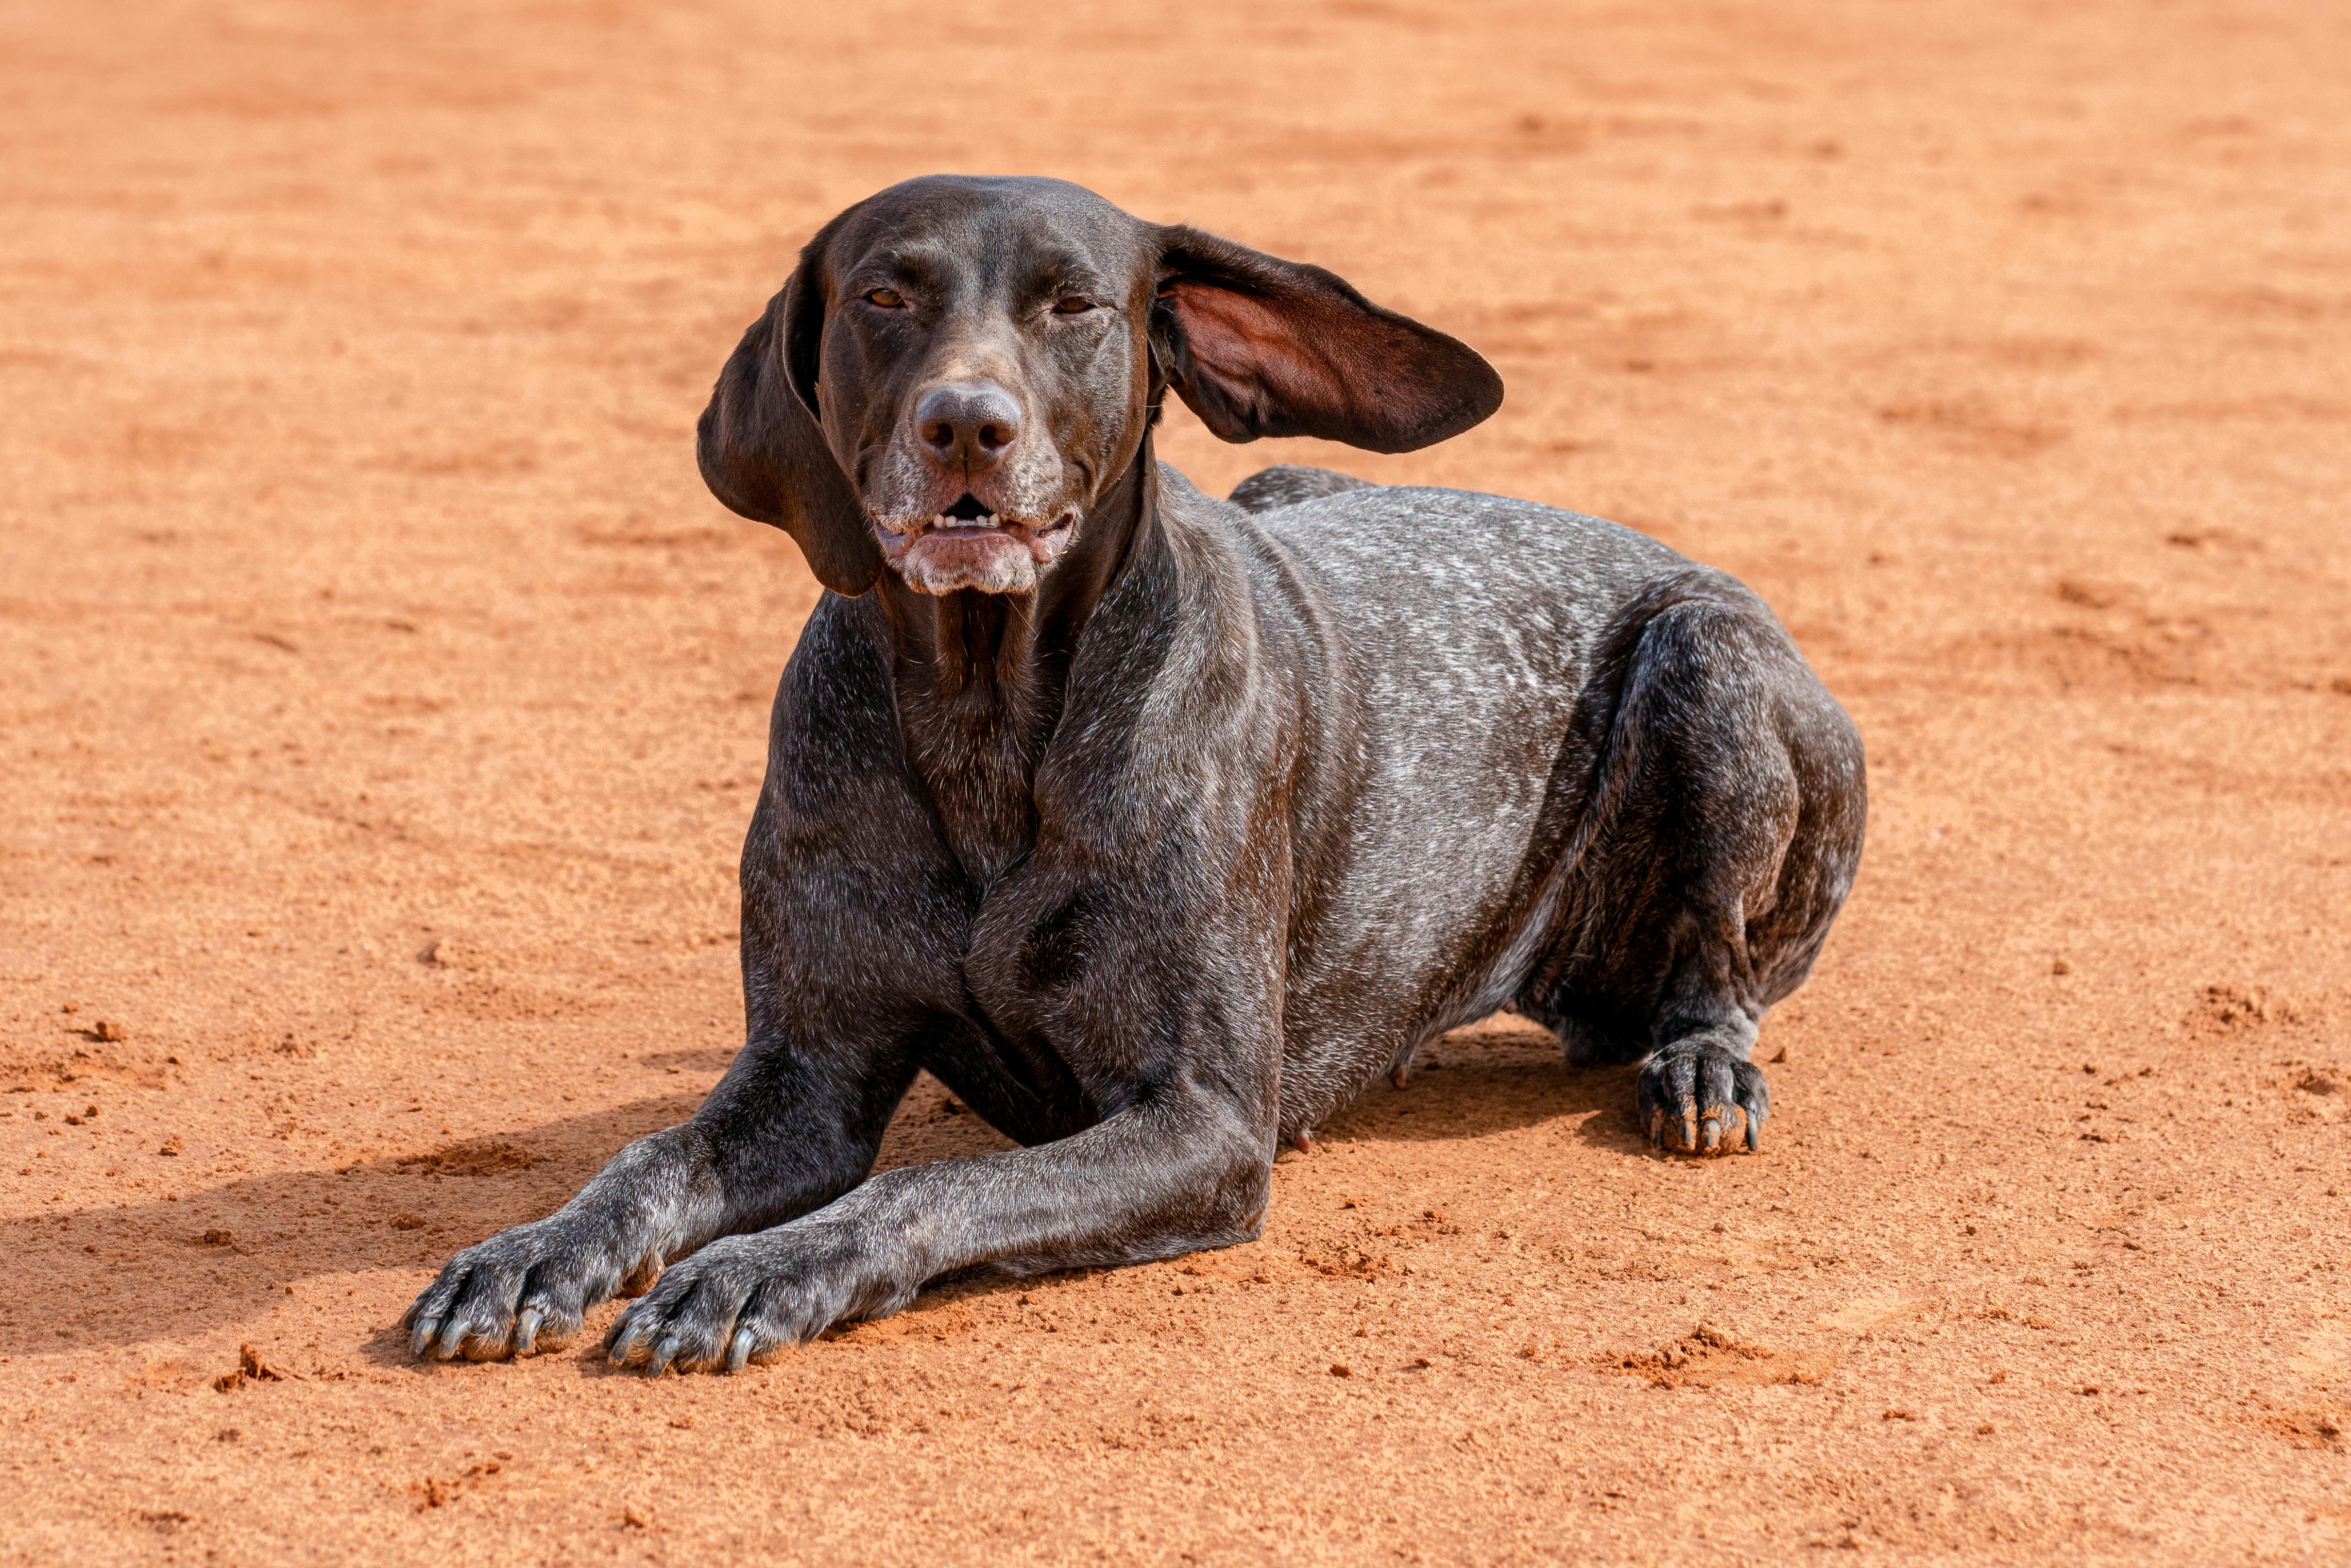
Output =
[
  {"x1": 1511, "y1": 575, "x2": 1867, "y2": 1145},
  {"x1": 1249, "y1": 483, "x2": 1864, "y2": 1154}
]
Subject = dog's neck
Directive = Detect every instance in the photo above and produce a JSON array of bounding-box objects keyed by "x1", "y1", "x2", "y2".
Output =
[{"x1": 874, "y1": 444, "x2": 1158, "y2": 886}]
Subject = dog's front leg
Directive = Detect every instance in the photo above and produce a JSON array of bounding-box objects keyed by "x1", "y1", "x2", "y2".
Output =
[
  {"x1": 403, "y1": 1042, "x2": 914, "y2": 1362},
  {"x1": 603, "y1": 1085, "x2": 1271, "y2": 1375}
]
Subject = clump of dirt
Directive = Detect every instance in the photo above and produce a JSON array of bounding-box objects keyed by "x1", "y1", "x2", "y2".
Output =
[
  {"x1": 417, "y1": 937, "x2": 479, "y2": 969},
  {"x1": 2258, "y1": 1407, "x2": 2346, "y2": 1450},
  {"x1": 1599, "y1": 1323, "x2": 1832, "y2": 1388},
  {"x1": 212, "y1": 1344, "x2": 297, "y2": 1392},
  {"x1": 1299, "y1": 1244, "x2": 1393, "y2": 1279},
  {"x1": 2186, "y1": 985, "x2": 2309, "y2": 1038},
  {"x1": 411, "y1": 1456, "x2": 508, "y2": 1512}
]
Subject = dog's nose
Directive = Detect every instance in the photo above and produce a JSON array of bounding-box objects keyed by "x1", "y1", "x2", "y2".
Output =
[{"x1": 914, "y1": 381, "x2": 1023, "y2": 469}]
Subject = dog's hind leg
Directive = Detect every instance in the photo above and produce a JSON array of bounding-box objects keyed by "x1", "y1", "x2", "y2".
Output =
[{"x1": 1516, "y1": 576, "x2": 1866, "y2": 1155}]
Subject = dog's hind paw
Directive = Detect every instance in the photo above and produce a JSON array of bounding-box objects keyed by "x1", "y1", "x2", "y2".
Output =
[
  {"x1": 605, "y1": 1226, "x2": 910, "y2": 1376},
  {"x1": 403, "y1": 1218, "x2": 652, "y2": 1363},
  {"x1": 1636, "y1": 1041, "x2": 1769, "y2": 1156}
]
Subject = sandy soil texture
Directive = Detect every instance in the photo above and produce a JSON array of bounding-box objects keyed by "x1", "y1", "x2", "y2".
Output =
[{"x1": 4, "y1": 0, "x2": 2349, "y2": 1561}]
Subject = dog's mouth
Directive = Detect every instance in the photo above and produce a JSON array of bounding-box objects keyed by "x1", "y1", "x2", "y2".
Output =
[{"x1": 875, "y1": 493, "x2": 1079, "y2": 569}]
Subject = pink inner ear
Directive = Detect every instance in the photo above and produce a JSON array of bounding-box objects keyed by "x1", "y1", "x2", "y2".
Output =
[{"x1": 1166, "y1": 279, "x2": 1358, "y2": 420}]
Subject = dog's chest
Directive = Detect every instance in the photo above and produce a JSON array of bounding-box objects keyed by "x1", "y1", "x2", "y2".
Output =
[{"x1": 894, "y1": 682, "x2": 1053, "y2": 891}]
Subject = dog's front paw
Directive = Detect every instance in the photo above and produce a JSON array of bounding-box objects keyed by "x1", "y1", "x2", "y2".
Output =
[
  {"x1": 605, "y1": 1226, "x2": 909, "y2": 1376},
  {"x1": 403, "y1": 1217, "x2": 658, "y2": 1363},
  {"x1": 1637, "y1": 1041, "x2": 1768, "y2": 1155}
]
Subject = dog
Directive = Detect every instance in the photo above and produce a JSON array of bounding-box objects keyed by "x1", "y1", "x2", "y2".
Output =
[{"x1": 403, "y1": 175, "x2": 1867, "y2": 1376}]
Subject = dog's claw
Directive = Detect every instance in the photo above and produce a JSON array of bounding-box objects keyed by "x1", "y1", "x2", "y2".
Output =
[
  {"x1": 586, "y1": 1231, "x2": 877, "y2": 1377},
  {"x1": 1637, "y1": 1043, "x2": 1770, "y2": 1158},
  {"x1": 404, "y1": 1216, "x2": 631, "y2": 1366}
]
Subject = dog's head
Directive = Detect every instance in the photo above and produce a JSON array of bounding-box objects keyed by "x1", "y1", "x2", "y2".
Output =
[{"x1": 698, "y1": 175, "x2": 1503, "y2": 597}]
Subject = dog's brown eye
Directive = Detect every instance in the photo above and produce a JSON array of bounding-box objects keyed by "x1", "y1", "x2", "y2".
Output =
[
  {"x1": 865, "y1": 288, "x2": 905, "y2": 309},
  {"x1": 1053, "y1": 296, "x2": 1095, "y2": 315}
]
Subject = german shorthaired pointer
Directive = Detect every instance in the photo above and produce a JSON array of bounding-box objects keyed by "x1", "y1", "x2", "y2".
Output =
[{"x1": 404, "y1": 175, "x2": 1867, "y2": 1375}]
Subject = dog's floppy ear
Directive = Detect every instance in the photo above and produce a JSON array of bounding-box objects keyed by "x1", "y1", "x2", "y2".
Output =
[
  {"x1": 697, "y1": 254, "x2": 884, "y2": 597},
  {"x1": 1149, "y1": 225, "x2": 1503, "y2": 454}
]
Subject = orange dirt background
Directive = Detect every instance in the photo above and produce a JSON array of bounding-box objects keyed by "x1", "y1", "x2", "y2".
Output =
[{"x1": 4, "y1": 0, "x2": 2348, "y2": 1561}]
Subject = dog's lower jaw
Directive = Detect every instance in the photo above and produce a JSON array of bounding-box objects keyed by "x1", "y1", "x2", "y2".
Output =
[
  {"x1": 889, "y1": 536, "x2": 1041, "y2": 596},
  {"x1": 874, "y1": 514, "x2": 1077, "y2": 597}
]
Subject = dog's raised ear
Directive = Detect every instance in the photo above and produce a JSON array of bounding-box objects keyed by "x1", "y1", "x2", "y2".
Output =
[
  {"x1": 1149, "y1": 225, "x2": 1503, "y2": 455},
  {"x1": 697, "y1": 255, "x2": 884, "y2": 597}
]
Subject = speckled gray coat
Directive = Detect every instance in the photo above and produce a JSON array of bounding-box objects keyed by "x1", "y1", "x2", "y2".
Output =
[{"x1": 403, "y1": 176, "x2": 1866, "y2": 1377}]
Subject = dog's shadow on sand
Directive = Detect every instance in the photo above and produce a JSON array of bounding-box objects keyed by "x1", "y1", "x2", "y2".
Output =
[
  {"x1": 9, "y1": 1022, "x2": 1644, "y2": 1358},
  {"x1": 1316, "y1": 1022, "x2": 1644, "y2": 1154}
]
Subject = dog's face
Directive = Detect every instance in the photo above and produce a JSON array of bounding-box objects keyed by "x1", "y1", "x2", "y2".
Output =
[
  {"x1": 812, "y1": 181, "x2": 1154, "y2": 596},
  {"x1": 698, "y1": 175, "x2": 1503, "y2": 598}
]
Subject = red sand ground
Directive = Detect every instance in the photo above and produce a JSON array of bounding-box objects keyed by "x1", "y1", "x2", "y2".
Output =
[{"x1": 4, "y1": 1, "x2": 2348, "y2": 1561}]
